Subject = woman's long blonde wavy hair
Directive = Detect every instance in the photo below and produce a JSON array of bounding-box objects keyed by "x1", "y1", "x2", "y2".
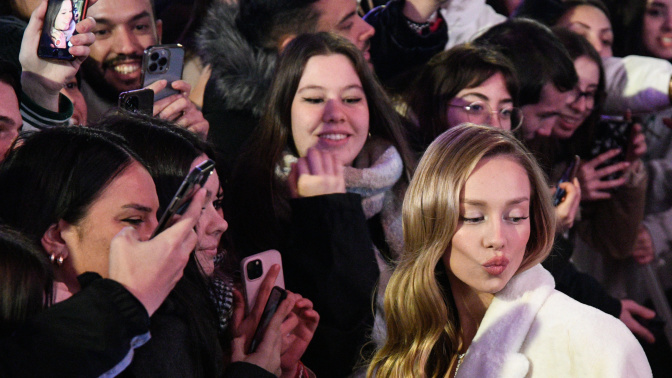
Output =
[{"x1": 367, "y1": 124, "x2": 556, "y2": 377}]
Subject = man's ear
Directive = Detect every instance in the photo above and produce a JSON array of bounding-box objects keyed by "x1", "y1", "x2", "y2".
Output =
[
  {"x1": 278, "y1": 34, "x2": 296, "y2": 52},
  {"x1": 41, "y1": 220, "x2": 71, "y2": 260},
  {"x1": 155, "y1": 19, "x2": 163, "y2": 44}
]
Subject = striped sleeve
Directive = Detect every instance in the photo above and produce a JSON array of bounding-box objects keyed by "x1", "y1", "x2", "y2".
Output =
[{"x1": 19, "y1": 91, "x2": 73, "y2": 131}]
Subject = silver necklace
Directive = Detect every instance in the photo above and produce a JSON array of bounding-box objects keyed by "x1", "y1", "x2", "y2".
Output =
[{"x1": 454, "y1": 353, "x2": 466, "y2": 376}]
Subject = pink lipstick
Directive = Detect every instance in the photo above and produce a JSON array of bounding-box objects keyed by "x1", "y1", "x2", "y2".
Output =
[{"x1": 483, "y1": 256, "x2": 509, "y2": 276}]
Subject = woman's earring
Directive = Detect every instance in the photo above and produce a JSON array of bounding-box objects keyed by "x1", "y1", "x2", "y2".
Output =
[{"x1": 50, "y1": 254, "x2": 65, "y2": 266}]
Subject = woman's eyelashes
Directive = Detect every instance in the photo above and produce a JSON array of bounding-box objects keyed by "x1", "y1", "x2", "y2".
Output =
[
  {"x1": 122, "y1": 217, "x2": 144, "y2": 226},
  {"x1": 459, "y1": 212, "x2": 529, "y2": 224},
  {"x1": 302, "y1": 96, "x2": 363, "y2": 104}
]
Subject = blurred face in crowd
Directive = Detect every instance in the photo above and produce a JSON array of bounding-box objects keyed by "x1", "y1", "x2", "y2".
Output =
[
  {"x1": 58, "y1": 161, "x2": 159, "y2": 280},
  {"x1": 0, "y1": 81, "x2": 22, "y2": 163},
  {"x1": 520, "y1": 83, "x2": 574, "y2": 140},
  {"x1": 61, "y1": 77, "x2": 88, "y2": 126},
  {"x1": 556, "y1": 5, "x2": 614, "y2": 58},
  {"x1": 87, "y1": 0, "x2": 162, "y2": 94},
  {"x1": 54, "y1": 0, "x2": 73, "y2": 31},
  {"x1": 313, "y1": 0, "x2": 375, "y2": 61},
  {"x1": 190, "y1": 155, "x2": 228, "y2": 276},
  {"x1": 291, "y1": 54, "x2": 369, "y2": 166},
  {"x1": 643, "y1": 0, "x2": 672, "y2": 60},
  {"x1": 555, "y1": 56, "x2": 600, "y2": 139},
  {"x1": 446, "y1": 72, "x2": 519, "y2": 130}
]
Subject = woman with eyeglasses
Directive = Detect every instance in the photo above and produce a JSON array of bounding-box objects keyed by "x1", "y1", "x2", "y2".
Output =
[{"x1": 403, "y1": 43, "x2": 522, "y2": 151}]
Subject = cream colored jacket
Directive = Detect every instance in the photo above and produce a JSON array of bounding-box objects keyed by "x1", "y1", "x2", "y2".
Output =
[{"x1": 457, "y1": 265, "x2": 652, "y2": 377}]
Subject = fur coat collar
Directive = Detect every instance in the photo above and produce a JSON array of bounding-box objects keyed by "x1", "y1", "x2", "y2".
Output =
[
  {"x1": 457, "y1": 265, "x2": 553, "y2": 377},
  {"x1": 196, "y1": 1, "x2": 277, "y2": 118}
]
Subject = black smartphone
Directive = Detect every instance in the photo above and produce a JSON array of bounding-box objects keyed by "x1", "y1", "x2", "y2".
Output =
[
  {"x1": 248, "y1": 286, "x2": 287, "y2": 354},
  {"x1": 38, "y1": 0, "x2": 89, "y2": 60},
  {"x1": 589, "y1": 115, "x2": 634, "y2": 181},
  {"x1": 141, "y1": 44, "x2": 185, "y2": 101},
  {"x1": 552, "y1": 155, "x2": 580, "y2": 207},
  {"x1": 118, "y1": 88, "x2": 154, "y2": 115},
  {"x1": 151, "y1": 159, "x2": 215, "y2": 238}
]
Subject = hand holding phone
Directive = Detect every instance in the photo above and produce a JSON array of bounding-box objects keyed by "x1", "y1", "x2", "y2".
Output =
[
  {"x1": 118, "y1": 88, "x2": 154, "y2": 115},
  {"x1": 552, "y1": 155, "x2": 580, "y2": 206},
  {"x1": 248, "y1": 286, "x2": 287, "y2": 353},
  {"x1": 141, "y1": 44, "x2": 185, "y2": 102},
  {"x1": 151, "y1": 159, "x2": 215, "y2": 238},
  {"x1": 38, "y1": 0, "x2": 90, "y2": 60},
  {"x1": 241, "y1": 250, "x2": 285, "y2": 313}
]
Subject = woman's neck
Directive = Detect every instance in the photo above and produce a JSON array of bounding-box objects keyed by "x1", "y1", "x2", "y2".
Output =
[
  {"x1": 447, "y1": 272, "x2": 494, "y2": 351},
  {"x1": 53, "y1": 265, "x2": 81, "y2": 303}
]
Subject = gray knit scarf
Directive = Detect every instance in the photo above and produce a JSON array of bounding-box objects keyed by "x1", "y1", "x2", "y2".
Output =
[{"x1": 275, "y1": 138, "x2": 405, "y2": 260}]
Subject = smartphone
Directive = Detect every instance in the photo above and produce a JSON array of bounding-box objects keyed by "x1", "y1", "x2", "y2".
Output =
[
  {"x1": 38, "y1": 0, "x2": 89, "y2": 60},
  {"x1": 248, "y1": 286, "x2": 287, "y2": 354},
  {"x1": 552, "y1": 155, "x2": 580, "y2": 207},
  {"x1": 589, "y1": 115, "x2": 634, "y2": 180},
  {"x1": 150, "y1": 159, "x2": 215, "y2": 238},
  {"x1": 118, "y1": 88, "x2": 154, "y2": 115},
  {"x1": 240, "y1": 250, "x2": 285, "y2": 314},
  {"x1": 141, "y1": 44, "x2": 184, "y2": 102}
]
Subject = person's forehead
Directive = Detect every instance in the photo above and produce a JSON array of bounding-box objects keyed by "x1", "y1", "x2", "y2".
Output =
[
  {"x1": 535, "y1": 84, "x2": 570, "y2": 112},
  {"x1": 314, "y1": 0, "x2": 357, "y2": 29},
  {"x1": 87, "y1": 0, "x2": 155, "y2": 25}
]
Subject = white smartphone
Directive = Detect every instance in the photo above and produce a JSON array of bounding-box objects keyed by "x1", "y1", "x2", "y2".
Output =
[{"x1": 240, "y1": 249, "x2": 285, "y2": 314}]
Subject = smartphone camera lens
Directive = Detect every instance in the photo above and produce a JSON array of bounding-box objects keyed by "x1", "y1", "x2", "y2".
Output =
[
  {"x1": 158, "y1": 57, "x2": 168, "y2": 66},
  {"x1": 148, "y1": 63, "x2": 158, "y2": 72},
  {"x1": 151, "y1": 52, "x2": 159, "y2": 61},
  {"x1": 125, "y1": 96, "x2": 139, "y2": 112},
  {"x1": 246, "y1": 259, "x2": 263, "y2": 280}
]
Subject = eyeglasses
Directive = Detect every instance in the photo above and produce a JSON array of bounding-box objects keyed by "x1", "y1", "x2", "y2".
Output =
[
  {"x1": 571, "y1": 88, "x2": 596, "y2": 109},
  {"x1": 448, "y1": 100, "x2": 523, "y2": 130}
]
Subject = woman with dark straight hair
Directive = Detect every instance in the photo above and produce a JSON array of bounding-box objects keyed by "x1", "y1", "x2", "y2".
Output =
[
  {"x1": 0, "y1": 225, "x2": 53, "y2": 338},
  {"x1": 0, "y1": 126, "x2": 207, "y2": 376},
  {"x1": 229, "y1": 32, "x2": 415, "y2": 376},
  {"x1": 95, "y1": 111, "x2": 318, "y2": 378}
]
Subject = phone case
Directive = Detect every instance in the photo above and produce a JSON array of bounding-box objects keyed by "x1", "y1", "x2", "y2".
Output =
[
  {"x1": 590, "y1": 117, "x2": 633, "y2": 181},
  {"x1": 141, "y1": 44, "x2": 184, "y2": 101},
  {"x1": 241, "y1": 250, "x2": 285, "y2": 313},
  {"x1": 248, "y1": 286, "x2": 287, "y2": 353},
  {"x1": 151, "y1": 159, "x2": 214, "y2": 238},
  {"x1": 118, "y1": 88, "x2": 154, "y2": 115},
  {"x1": 38, "y1": 0, "x2": 90, "y2": 60}
]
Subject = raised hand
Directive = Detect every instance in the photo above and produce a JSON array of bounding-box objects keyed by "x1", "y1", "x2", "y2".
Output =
[
  {"x1": 288, "y1": 147, "x2": 346, "y2": 198},
  {"x1": 553, "y1": 177, "x2": 581, "y2": 234},
  {"x1": 577, "y1": 149, "x2": 629, "y2": 200},
  {"x1": 19, "y1": 0, "x2": 98, "y2": 112},
  {"x1": 107, "y1": 189, "x2": 206, "y2": 316},
  {"x1": 148, "y1": 79, "x2": 209, "y2": 139}
]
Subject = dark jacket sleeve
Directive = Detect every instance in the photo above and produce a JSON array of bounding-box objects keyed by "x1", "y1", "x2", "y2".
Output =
[
  {"x1": 0, "y1": 274, "x2": 150, "y2": 377},
  {"x1": 285, "y1": 193, "x2": 379, "y2": 377},
  {"x1": 543, "y1": 237, "x2": 622, "y2": 318},
  {"x1": 365, "y1": 0, "x2": 448, "y2": 88}
]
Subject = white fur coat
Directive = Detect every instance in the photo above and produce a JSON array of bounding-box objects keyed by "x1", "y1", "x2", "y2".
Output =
[{"x1": 457, "y1": 265, "x2": 652, "y2": 377}]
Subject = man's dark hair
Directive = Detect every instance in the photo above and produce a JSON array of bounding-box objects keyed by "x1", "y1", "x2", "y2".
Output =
[
  {"x1": 0, "y1": 58, "x2": 21, "y2": 101},
  {"x1": 236, "y1": 0, "x2": 321, "y2": 50},
  {"x1": 474, "y1": 18, "x2": 578, "y2": 106}
]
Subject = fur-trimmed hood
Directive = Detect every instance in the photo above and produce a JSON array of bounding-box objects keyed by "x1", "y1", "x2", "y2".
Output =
[{"x1": 196, "y1": 1, "x2": 277, "y2": 117}]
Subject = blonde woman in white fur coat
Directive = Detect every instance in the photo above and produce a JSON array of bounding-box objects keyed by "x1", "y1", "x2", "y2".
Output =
[{"x1": 369, "y1": 124, "x2": 651, "y2": 377}]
